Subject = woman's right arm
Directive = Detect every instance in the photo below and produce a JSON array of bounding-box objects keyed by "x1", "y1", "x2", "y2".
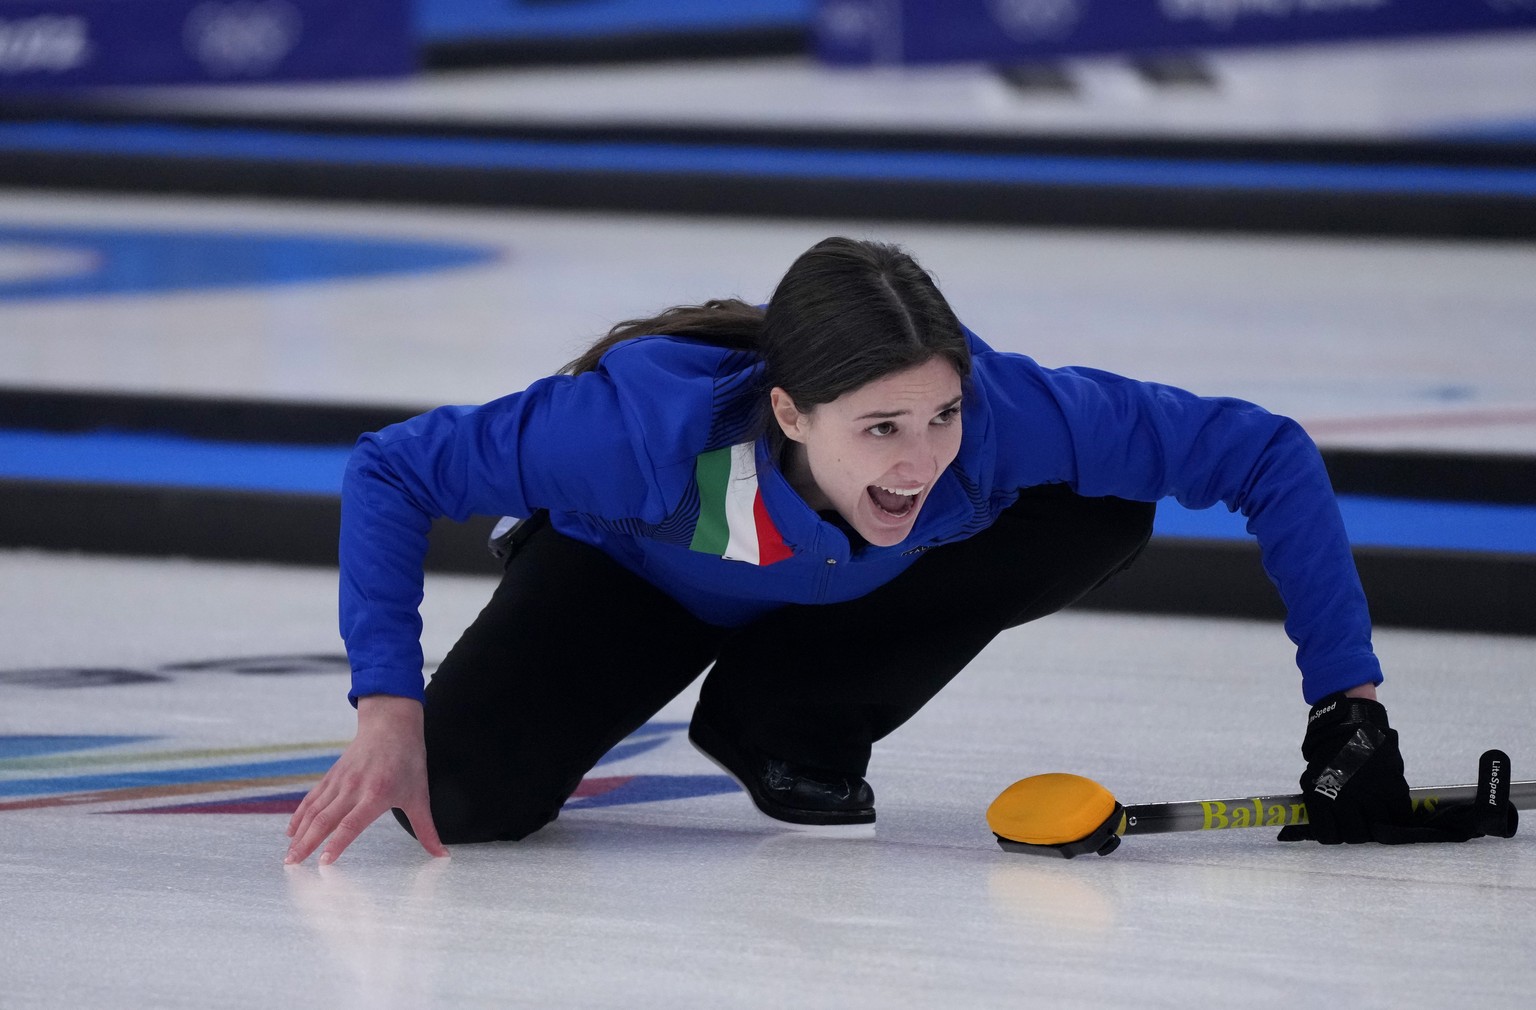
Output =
[
  {"x1": 284, "y1": 694, "x2": 448, "y2": 864},
  {"x1": 286, "y1": 400, "x2": 539, "y2": 865},
  {"x1": 339, "y1": 380, "x2": 662, "y2": 705},
  {"x1": 299, "y1": 357, "x2": 685, "y2": 859},
  {"x1": 286, "y1": 401, "x2": 537, "y2": 865},
  {"x1": 295, "y1": 376, "x2": 658, "y2": 864}
]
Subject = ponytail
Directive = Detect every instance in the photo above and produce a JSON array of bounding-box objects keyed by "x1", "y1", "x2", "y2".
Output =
[{"x1": 562, "y1": 298, "x2": 766, "y2": 375}]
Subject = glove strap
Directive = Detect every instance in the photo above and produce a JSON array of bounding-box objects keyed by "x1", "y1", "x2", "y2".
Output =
[
  {"x1": 1310, "y1": 724, "x2": 1387, "y2": 800},
  {"x1": 1308, "y1": 693, "x2": 1389, "y2": 731}
]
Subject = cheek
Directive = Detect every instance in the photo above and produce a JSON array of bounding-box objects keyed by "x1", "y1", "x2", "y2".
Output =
[
  {"x1": 927, "y1": 417, "x2": 962, "y2": 462},
  {"x1": 941, "y1": 424, "x2": 963, "y2": 463},
  {"x1": 814, "y1": 438, "x2": 876, "y2": 491}
]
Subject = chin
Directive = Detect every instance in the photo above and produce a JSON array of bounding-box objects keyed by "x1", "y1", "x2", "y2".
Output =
[{"x1": 855, "y1": 512, "x2": 919, "y2": 548}]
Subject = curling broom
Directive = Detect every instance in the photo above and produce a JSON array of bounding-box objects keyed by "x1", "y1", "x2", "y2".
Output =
[{"x1": 989, "y1": 749, "x2": 1530, "y2": 857}]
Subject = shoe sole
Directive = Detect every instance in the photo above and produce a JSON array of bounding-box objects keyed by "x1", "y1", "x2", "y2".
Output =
[{"x1": 688, "y1": 721, "x2": 876, "y2": 836}]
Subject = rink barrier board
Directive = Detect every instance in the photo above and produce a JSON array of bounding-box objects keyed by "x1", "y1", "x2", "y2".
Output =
[
  {"x1": 4, "y1": 386, "x2": 1535, "y2": 504},
  {"x1": 2, "y1": 385, "x2": 1532, "y2": 635},
  {"x1": 7, "y1": 424, "x2": 1536, "y2": 555},
  {"x1": 1, "y1": 119, "x2": 1536, "y2": 239},
  {"x1": 2, "y1": 475, "x2": 1530, "y2": 636},
  {"x1": 3, "y1": 121, "x2": 1535, "y2": 196},
  {"x1": 5, "y1": 105, "x2": 1536, "y2": 167},
  {"x1": 421, "y1": 25, "x2": 809, "y2": 70}
]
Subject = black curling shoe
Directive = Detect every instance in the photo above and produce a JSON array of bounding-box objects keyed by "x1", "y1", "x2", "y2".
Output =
[{"x1": 688, "y1": 709, "x2": 876, "y2": 828}]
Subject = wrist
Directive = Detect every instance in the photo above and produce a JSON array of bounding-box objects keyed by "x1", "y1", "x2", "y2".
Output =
[
  {"x1": 357, "y1": 693, "x2": 425, "y2": 729},
  {"x1": 1343, "y1": 682, "x2": 1378, "y2": 701},
  {"x1": 1306, "y1": 690, "x2": 1390, "y2": 739}
]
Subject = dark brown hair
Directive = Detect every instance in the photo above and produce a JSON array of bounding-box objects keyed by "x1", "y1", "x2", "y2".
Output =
[{"x1": 564, "y1": 237, "x2": 970, "y2": 421}]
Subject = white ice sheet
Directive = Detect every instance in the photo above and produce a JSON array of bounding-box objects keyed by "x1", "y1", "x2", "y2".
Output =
[
  {"x1": 3, "y1": 192, "x2": 1534, "y2": 454},
  {"x1": 3, "y1": 551, "x2": 1532, "y2": 1009}
]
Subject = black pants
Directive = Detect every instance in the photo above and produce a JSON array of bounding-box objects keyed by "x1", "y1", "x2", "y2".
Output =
[{"x1": 419, "y1": 485, "x2": 1154, "y2": 843}]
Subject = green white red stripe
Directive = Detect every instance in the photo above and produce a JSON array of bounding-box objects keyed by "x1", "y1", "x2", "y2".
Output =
[{"x1": 690, "y1": 442, "x2": 792, "y2": 566}]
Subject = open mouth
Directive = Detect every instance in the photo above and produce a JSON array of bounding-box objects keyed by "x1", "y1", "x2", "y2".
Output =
[{"x1": 867, "y1": 484, "x2": 922, "y2": 519}]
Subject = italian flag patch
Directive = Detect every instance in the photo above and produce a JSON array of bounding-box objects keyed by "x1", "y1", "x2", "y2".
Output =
[{"x1": 689, "y1": 442, "x2": 792, "y2": 566}]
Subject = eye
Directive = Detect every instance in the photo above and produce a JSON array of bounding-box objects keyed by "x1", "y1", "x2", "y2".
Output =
[
  {"x1": 867, "y1": 421, "x2": 897, "y2": 437},
  {"x1": 931, "y1": 407, "x2": 961, "y2": 426}
]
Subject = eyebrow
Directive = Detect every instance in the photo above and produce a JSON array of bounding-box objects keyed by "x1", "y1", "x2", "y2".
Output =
[{"x1": 853, "y1": 396, "x2": 963, "y2": 422}]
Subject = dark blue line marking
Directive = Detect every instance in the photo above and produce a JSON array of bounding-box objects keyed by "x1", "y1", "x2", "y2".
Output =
[
  {"x1": 1152, "y1": 496, "x2": 1536, "y2": 555},
  {"x1": 0, "y1": 429, "x2": 351, "y2": 495},
  {"x1": 117, "y1": 790, "x2": 310, "y2": 814},
  {"x1": 594, "y1": 736, "x2": 668, "y2": 766},
  {"x1": 0, "y1": 735, "x2": 157, "y2": 760},
  {"x1": 5, "y1": 122, "x2": 1536, "y2": 196},
  {"x1": 626, "y1": 720, "x2": 688, "y2": 737},
  {"x1": 564, "y1": 774, "x2": 739, "y2": 810},
  {"x1": 0, "y1": 226, "x2": 501, "y2": 302},
  {"x1": 1429, "y1": 118, "x2": 1536, "y2": 143},
  {"x1": 0, "y1": 754, "x2": 338, "y2": 798}
]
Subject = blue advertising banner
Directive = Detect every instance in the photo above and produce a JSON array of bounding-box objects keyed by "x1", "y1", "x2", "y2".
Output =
[
  {"x1": 816, "y1": 0, "x2": 1536, "y2": 64},
  {"x1": 0, "y1": 0, "x2": 412, "y2": 89}
]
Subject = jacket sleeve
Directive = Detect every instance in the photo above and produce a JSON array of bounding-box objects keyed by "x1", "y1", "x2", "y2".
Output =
[
  {"x1": 338, "y1": 372, "x2": 658, "y2": 704},
  {"x1": 991, "y1": 357, "x2": 1381, "y2": 703}
]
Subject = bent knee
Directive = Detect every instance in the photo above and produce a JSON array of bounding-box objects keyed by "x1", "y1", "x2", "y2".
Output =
[
  {"x1": 425, "y1": 776, "x2": 565, "y2": 844},
  {"x1": 1103, "y1": 496, "x2": 1156, "y2": 557}
]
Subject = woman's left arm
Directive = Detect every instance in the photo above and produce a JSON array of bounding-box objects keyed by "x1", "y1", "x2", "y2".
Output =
[
  {"x1": 1024, "y1": 363, "x2": 1435, "y2": 843},
  {"x1": 1013, "y1": 362, "x2": 1382, "y2": 705}
]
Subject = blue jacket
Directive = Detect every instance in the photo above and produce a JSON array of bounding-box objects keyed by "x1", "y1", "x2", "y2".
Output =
[{"x1": 340, "y1": 330, "x2": 1380, "y2": 706}]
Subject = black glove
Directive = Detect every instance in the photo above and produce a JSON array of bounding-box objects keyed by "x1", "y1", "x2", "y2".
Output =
[
  {"x1": 1372, "y1": 748, "x2": 1518, "y2": 843},
  {"x1": 1278, "y1": 695, "x2": 1520, "y2": 845},
  {"x1": 1277, "y1": 692, "x2": 1412, "y2": 844}
]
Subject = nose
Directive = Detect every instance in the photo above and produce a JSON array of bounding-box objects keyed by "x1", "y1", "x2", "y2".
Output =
[{"x1": 890, "y1": 429, "x2": 947, "y2": 483}]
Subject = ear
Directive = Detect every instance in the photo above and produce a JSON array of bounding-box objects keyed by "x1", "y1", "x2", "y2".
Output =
[{"x1": 769, "y1": 387, "x2": 809, "y2": 444}]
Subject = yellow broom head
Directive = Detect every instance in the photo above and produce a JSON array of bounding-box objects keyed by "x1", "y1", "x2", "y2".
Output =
[{"x1": 987, "y1": 772, "x2": 1121, "y2": 846}]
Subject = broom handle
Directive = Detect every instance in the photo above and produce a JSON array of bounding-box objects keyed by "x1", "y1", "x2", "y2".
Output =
[{"x1": 1122, "y1": 780, "x2": 1536, "y2": 835}]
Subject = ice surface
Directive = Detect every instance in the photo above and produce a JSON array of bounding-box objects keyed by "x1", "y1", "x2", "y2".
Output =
[
  {"x1": 3, "y1": 551, "x2": 1532, "y2": 1009},
  {"x1": 3, "y1": 65, "x2": 1534, "y2": 1002},
  {"x1": 3, "y1": 192, "x2": 1535, "y2": 454}
]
